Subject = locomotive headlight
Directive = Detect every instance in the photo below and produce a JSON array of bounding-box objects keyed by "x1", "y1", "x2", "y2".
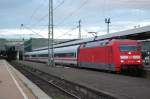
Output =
[
  {"x1": 133, "y1": 56, "x2": 141, "y2": 59},
  {"x1": 121, "y1": 60, "x2": 124, "y2": 63},
  {"x1": 137, "y1": 60, "x2": 141, "y2": 63},
  {"x1": 120, "y1": 56, "x2": 128, "y2": 59}
]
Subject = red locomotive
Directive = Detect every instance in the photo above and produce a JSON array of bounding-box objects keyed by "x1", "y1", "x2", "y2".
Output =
[
  {"x1": 78, "y1": 39, "x2": 142, "y2": 72},
  {"x1": 25, "y1": 39, "x2": 143, "y2": 72}
]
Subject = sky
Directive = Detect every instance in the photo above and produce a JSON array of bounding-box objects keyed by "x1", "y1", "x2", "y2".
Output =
[{"x1": 0, "y1": 0, "x2": 150, "y2": 39}]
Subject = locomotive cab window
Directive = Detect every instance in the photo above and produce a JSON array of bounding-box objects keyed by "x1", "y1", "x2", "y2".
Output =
[{"x1": 120, "y1": 45, "x2": 139, "y2": 52}]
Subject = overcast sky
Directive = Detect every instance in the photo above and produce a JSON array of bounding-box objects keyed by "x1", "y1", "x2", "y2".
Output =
[{"x1": 0, "y1": 0, "x2": 150, "y2": 39}]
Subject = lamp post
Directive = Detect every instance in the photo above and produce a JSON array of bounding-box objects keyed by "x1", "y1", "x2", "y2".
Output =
[{"x1": 105, "y1": 18, "x2": 111, "y2": 34}]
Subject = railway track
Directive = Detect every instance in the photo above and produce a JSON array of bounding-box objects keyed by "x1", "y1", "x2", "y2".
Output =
[
  {"x1": 12, "y1": 63, "x2": 79, "y2": 99},
  {"x1": 11, "y1": 62, "x2": 118, "y2": 99}
]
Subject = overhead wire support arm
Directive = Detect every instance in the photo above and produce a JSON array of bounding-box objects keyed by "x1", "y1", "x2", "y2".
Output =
[
  {"x1": 55, "y1": 0, "x2": 89, "y2": 27},
  {"x1": 22, "y1": 25, "x2": 45, "y2": 38},
  {"x1": 56, "y1": 26, "x2": 78, "y2": 39},
  {"x1": 31, "y1": 0, "x2": 65, "y2": 27}
]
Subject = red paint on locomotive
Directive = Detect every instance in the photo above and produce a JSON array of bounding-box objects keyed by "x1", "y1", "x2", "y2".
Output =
[{"x1": 78, "y1": 39, "x2": 142, "y2": 72}]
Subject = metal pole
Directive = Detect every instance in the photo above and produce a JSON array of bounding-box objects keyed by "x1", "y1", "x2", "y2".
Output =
[
  {"x1": 48, "y1": 0, "x2": 51, "y2": 66},
  {"x1": 22, "y1": 38, "x2": 24, "y2": 61},
  {"x1": 48, "y1": 0, "x2": 54, "y2": 66},
  {"x1": 51, "y1": 0, "x2": 55, "y2": 67},
  {"x1": 79, "y1": 19, "x2": 81, "y2": 39},
  {"x1": 21, "y1": 24, "x2": 24, "y2": 61},
  {"x1": 107, "y1": 22, "x2": 109, "y2": 34}
]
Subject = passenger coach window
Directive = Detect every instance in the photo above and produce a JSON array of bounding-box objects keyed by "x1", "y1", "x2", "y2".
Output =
[
  {"x1": 120, "y1": 45, "x2": 138, "y2": 52},
  {"x1": 54, "y1": 53, "x2": 76, "y2": 57},
  {"x1": 24, "y1": 55, "x2": 29, "y2": 57},
  {"x1": 32, "y1": 55, "x2": 36, "y2": 57},
  {"x1": 39, "y1": 54, "x2": 48, "y2": 57},
  {"x1": 66, "y1": 53, "x2": 76, "y2": 57}
]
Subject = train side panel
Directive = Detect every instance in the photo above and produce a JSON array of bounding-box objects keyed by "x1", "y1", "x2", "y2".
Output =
[
  {"x1": 54, "y1": 45, "x2": 79, "y2": 66},
  {"x1": 78, "y1": 45, "x2": 115, "y2": 71},
  {"x1": 111, "y1": 42, "x2": 121, "y2": 72}
]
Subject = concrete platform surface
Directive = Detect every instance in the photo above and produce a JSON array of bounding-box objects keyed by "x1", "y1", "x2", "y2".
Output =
[
  {"x1": 143, "y1": 64, "x2": 150, "y2": 79},
  {"x1": 17, "y1": 61, "x2": 150, "y2": 99},
  {"x1": 0, "y1": 60, "x2": 51, "y2": 99}
]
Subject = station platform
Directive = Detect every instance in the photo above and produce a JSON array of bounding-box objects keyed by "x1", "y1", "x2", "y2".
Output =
[
  {"x1": 15, "y1": 61, "x2": 150, "y2": 99},
  {"x1": 144, "y1": 64, "x2": 150, "y2": 79},
  {"x1": 0, "y1": 60, "x2": 51, "y2": 99}
]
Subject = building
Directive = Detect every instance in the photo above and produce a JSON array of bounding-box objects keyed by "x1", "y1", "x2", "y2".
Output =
[
  {"x1": 141, "y1": 40, "x2": 150, "y2": 51},
  {"x1": 24, "y1": 38, "x2": 73, "y2": 52},
  {"x1": 0, "y1": 38, "x2": 7, "y2": 51}
]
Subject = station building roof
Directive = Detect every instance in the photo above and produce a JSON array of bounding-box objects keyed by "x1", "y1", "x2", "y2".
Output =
[{"x1": 33, "y1": 25, "x2": 150, "y2": 51}]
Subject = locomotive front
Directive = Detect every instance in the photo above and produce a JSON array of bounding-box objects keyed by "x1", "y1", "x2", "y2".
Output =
[{"x1": 117, "y1": 40, "x2": 143, "y2": 71}]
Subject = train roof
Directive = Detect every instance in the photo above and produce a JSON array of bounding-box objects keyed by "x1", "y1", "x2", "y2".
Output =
[
  {"x1": 55, "y1": 45, "x2": 80, "y2": 53},
  {"x1": 25, "y1": 45, "x2": 80, "y2": 55},
  {"x1": 25, "y1": 49, "x2": 48, "y2": 55}
]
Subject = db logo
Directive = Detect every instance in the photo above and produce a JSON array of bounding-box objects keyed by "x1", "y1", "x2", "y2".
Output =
[{"x1": 128, "y1": 56, "x2": 132, "y2": 59}]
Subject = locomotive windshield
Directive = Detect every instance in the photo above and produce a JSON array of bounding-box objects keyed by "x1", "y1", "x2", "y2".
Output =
[{"x1": 120, "y1": 45, "x2": 138, "y2": 52}]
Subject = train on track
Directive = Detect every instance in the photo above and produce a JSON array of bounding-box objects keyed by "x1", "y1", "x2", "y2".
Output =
[{"x1": 24, "y1": 39, "x2": 143, "y2": 72}]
